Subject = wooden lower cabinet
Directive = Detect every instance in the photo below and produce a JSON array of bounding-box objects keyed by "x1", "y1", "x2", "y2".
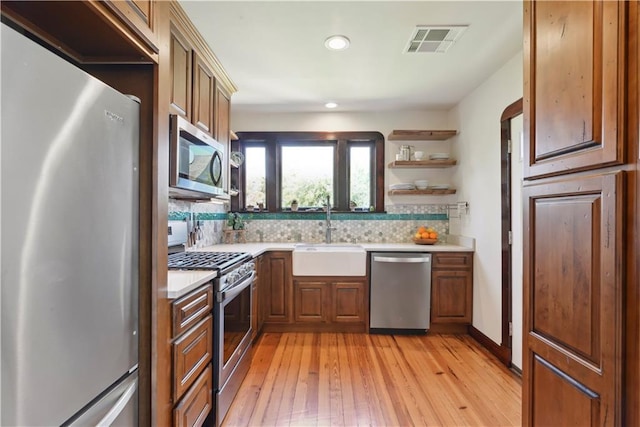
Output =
[
  {"x1": 294, "y1": 281, "x2": 328, "y2": 323},
  {"x1": 172, "y1": 315, "x2": 212, "y2": 399},
  {"x1": 431, "y1": 253, "x2": 473, "y2": 325},
  {"x1": 331, "y1": 281, "x2": 366, "y2": 323},
  {"x1": 171, "y1": 284, "x2": 214, "y2": 427},
  {"x1": 173, "y1": 365, "x2": 213, "y2": 427},
  {"x1": 260, "y1": 252, "x2": 367, "y2": 332},
  {"x1": 288, "y1": 279, "x2": 367, "y2": 331},
  {"x1": 262, "y1": 251, "x2": 293, "y2": 323}
]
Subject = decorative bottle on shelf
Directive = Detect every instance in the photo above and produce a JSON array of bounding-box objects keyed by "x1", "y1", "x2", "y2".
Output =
[{"x1": 400, "y1": 145, "x2": 412, "y2": 161}]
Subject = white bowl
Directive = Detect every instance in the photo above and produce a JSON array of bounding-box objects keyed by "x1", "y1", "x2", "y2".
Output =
[
  {"x1": 414, "y1": 151, "x2": 425, "y2": 160},
  {"x1": 414, "y1": 180, "x2": 429, "y2": 190}
]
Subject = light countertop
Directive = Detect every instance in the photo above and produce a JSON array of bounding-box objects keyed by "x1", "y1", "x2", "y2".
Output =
[
  {"x1": 191, "y1": 242, "x2": 473, "y2": 257},
  {"x1": 167, "y1": 269, "x2": 217, "y2": 299},
  {"x1": 168, "y1": 237, "x2": 474, "y2": 299}
]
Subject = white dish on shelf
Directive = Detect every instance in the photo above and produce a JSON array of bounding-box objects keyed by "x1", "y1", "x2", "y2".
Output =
[
  {"x1": 430, "y1": 184, "x2": 450, "y2": 190},
  {"x1": 414, "y1": 180, "x2": 429, "y2": 190},
  {"x1": 389, "y1": 183, "x2": 416, "y2": 190},
  {"x1": 429, "y1": 153, "x2": 450, "y2": 160}
]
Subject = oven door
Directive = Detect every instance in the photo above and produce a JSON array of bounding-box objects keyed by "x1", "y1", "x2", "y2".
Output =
[
  {"x1": 215, "y1": 271, "x2": 254, "y2": 390},
  {"x1": 169, "y1": 114, "x2": 225, "y2": 197}
]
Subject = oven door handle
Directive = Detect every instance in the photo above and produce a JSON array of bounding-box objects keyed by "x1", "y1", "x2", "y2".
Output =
[{"x1": 217, "y1": 271, "x2": 255, "y2": 303}]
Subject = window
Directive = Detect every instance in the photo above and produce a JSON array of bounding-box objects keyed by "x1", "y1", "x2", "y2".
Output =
[
  {"x1": 281, "y1": 145, "x2": 334, "y2": 209},
  {"x1": 244, "y1": 146, "x2": 265, "y2": 207},
  {"x1": 232, "y1": 132, "x2": 384, "y2": 212}
]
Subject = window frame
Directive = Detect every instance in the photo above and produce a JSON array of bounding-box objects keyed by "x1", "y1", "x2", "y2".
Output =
[{"x1": 231, "y1": 131, "x2": 385, "y2": 212}]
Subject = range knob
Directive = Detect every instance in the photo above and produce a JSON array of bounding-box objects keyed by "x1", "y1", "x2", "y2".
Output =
[{"x1": 226, "y1": 272, "x2": 238, "y2": 286}]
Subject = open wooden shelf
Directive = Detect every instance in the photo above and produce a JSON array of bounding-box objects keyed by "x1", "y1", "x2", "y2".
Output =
[
  {"x1": 388, "y1": 188, "x2": 456, "y2": 196},
  {"x1": 388, "y1": 159, "x2": 457, "y2": 168},
  {"x1": 388, "y1": 130, "x2": 457, "y2": 141}
]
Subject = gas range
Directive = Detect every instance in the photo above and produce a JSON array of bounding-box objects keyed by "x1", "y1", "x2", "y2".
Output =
[{"x1": 167, "y1": 221, "x2": 253, "y2": 291}]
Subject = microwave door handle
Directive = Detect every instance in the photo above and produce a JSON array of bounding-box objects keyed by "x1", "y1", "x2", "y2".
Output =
[{"x1": 211, "y1": 151, "x2": 222, "y2": 186}]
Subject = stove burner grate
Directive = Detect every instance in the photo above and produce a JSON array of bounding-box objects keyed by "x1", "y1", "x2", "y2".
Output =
[{"x1": 168, "y1": 251, "x2": 249, "y2": 271}]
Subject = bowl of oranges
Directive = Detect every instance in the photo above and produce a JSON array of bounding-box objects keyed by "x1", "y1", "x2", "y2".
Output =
[{"x1": 413, "y1": 226, "x2": 438, "y2": 245}]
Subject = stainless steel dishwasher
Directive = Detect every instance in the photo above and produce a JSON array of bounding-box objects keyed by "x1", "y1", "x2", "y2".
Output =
[{"x1": 370, "y1": 252, "x2": 432, "y2": 333}]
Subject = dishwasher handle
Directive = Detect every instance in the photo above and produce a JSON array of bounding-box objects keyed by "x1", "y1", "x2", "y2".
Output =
[{"x1": 373, "y1": 256, "x2": 430, "y2": 263}]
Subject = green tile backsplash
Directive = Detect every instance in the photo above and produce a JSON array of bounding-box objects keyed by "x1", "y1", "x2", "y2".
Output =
[{"x1": 169, "y1": 202, "x2": 452, "y2": 244}]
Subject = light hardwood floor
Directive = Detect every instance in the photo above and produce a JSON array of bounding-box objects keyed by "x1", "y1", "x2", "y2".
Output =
[{"x1": 223, "y1": 333, "x2": 522, "y2": 426}]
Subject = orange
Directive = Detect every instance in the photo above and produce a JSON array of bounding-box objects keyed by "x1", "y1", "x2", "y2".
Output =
[
  {"x1": 429, "y1": 232, "x2": 437, "y2": 239},
  {"x1": 421, "y1": 232, "x2": 431, "y2": 239},
  {"x1": 417, "y1": 226, "x2": 427, "y2": 234}
]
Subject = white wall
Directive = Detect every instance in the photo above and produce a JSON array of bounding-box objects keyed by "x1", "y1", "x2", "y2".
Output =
[
  {"x1": 232, "y1": 110, "x2": 458, "y2": 206},
  {"x1": 447, "y1": 51, "x2": 523, "y2": 344}
]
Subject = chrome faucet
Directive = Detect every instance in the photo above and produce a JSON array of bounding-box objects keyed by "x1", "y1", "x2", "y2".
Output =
[{"x1": 325, "y1": 195, "x2": 336, "y2": 243}]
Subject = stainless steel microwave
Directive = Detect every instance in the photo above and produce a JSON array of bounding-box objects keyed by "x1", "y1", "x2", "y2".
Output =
[{"x1": 169, "y1": 114, "x2": 226, "y2": 198}]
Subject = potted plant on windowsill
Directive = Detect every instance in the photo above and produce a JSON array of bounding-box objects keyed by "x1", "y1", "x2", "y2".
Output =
[{"x1": 290, "y1": 199, "x2": 299, "y2": 211}]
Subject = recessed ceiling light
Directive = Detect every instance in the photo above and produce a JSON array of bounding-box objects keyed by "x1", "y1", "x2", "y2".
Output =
[
  {"x1": 324, "y1": 35, "x2": 350, "y2": 51},
  {"x1": 325, "y1": 102, "x2": 338, "y2": 109}
]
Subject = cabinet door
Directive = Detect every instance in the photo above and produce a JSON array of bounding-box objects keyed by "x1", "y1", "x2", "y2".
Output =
[
  {"x1": 523, "y1": 0, "x2": 625, "y2": 178},
  {"x1": 523, "y1": 172, "x2": 623, "y2": 426},
  {"x1": 214, "y1": 84, "x2": 231, "y2": 145},
  {"x1": 263, "y1": 252, "x2": 293, "y2": 323},
  {"x1": 430, "y1": 270, "x2": 472, "y2": 324},
  {"x1": 192, "y1": 52, "x2": 214, "y2": 134},
  {"x1": 169, "y1": 21, "x2": 192, "y2": 119},
  {"x1": 331, "y1": 281, "x2": 365, "y2": 323},
  {"x1": 294, "y1": 281, "x2": 328, "y2": 323},
  {"x1": 173, "y1": 315, "x2": 213, "y2": 400},
  {"x1": 103, "y1": 0, "x2": 158, "y2": 55},
  {"x1": 173, "y1": 365, "x2": 212, "y2": 427}
]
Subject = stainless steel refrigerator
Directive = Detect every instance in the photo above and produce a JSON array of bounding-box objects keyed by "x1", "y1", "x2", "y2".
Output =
[{"x1": 1, "y1": 23, "x2": 140, "y2": 426}]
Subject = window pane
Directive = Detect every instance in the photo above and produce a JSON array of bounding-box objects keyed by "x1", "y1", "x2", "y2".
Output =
[
  {"x1": 245, "y1": 147, "x2": 266, "y2": 207},
  {"x1": 281, "y1": 146, "x2": 333, "y2": 208},
  {"x1": 349, "y1": 146, "x2": 371, "y2": 209}
]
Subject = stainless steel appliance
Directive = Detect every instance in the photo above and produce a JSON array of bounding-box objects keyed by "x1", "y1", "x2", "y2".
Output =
[
  {"x1": 169, "y1": 114, "x2": 226, "y2": 198},
  {"x1": 370, "y1": 252, "x2": 432, "y2": 333},
  {"x1": 1, "y1": 23, "x2": 139, "y2": 426},
  {"x1": 167, "y1": 228, "x2": 254, "y2": 426}
]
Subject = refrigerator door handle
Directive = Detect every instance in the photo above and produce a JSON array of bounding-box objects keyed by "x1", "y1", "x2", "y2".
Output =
[{"x1": 96, "y1": 380, "x2": 137, "y2": 427}]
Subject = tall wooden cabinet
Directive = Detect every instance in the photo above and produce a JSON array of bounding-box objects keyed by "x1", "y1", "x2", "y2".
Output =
[{"x1": 523, "y1": 1, "x2": 639, "y2": 425}]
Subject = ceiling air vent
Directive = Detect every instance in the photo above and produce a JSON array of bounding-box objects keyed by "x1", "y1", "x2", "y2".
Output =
[{"x1": 405, "y1": 25, "x2": 468, "y2": 54}]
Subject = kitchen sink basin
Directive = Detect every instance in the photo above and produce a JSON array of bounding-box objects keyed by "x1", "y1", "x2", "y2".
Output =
[{"x1": 292, "y1": 244, "x2": 366, "y2": 276}]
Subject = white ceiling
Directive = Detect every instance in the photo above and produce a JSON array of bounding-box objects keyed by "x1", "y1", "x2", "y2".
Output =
[{"x1": 180, "y1": 1, "x2": 523, "y2": 113}]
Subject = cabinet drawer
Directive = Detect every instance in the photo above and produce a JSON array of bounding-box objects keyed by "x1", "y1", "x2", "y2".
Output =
[
  {"x1": 174, "y1": 364, "x2": 213, "y2": 427},
  {"x1": 172, "y1": 284, "x2": 213, "y2": 338},
  {"x1": 173, "y1": 315, "x2": 213, "y2": 400},
  {"x1": 432, "y1": 253, "x2": 473, "y2": 269}
]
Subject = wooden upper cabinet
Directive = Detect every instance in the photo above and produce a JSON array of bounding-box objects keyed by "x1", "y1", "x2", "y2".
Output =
[
  {"x1": 192, "y1": 52, "x2": 214, "y2": 134},
  {"x1": 523, "y1": 0, "x2": 625, "y2": 179},
  {"x1": 169, "y1": 20, "x2": 192, "y2": 119},
  {"x1": 102, "y1": 0, "x2": 158, "y2": 56},
  {"x1": 214, "y1": 84, "x2": 231, "y2": 145},
  {"x1": 1, "y1": 1, "x2": 158, "y2": 63}
]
